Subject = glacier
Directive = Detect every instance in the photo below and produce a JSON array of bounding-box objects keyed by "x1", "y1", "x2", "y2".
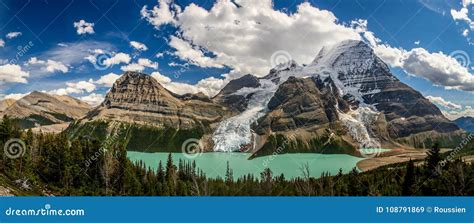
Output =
[{"x1": 212, "y1": 79, "x2": 278, "y2": 152}]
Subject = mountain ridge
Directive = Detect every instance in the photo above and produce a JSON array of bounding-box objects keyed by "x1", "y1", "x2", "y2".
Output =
[
  {"x1": 455, "y1": 116, "x2": 474, "y2": 133},
  {"x1": 1, "y1": 91, "x2": 91, "y2": 129},
  {"x1": 7, "y1": 40, "x2": 463, "y2": 156}
]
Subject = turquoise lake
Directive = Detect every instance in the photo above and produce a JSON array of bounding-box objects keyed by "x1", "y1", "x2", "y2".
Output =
[{"x1": 127, "y1": 152, "x2": 365, "y2": 179}]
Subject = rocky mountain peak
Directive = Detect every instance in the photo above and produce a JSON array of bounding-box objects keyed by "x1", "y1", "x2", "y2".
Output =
[
  {"x1": 103, "y1": 71, "x2": 180, "y2": 109},
  {"x1": 87, "y1": 71, "x2": 230, "y2": 130},
  {"x1": 212, "y1": 74, "x2": 262, "y2": 112},
  {"x1": 311, "y1": 39, "x2": 389, "y2": 74},
  {"x1": 270, "y1": 59, "x2": 301, "y2": 72},
  {"x1": 217, "y1": 74, "x2": 261, "y2": 96}
]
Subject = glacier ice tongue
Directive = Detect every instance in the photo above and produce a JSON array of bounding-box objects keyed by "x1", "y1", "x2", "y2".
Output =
[
  {"x1": 337, "y1": 107, "x2": 381, "y2": 149},
  {"x1": 212, "y1": 79, "x2": 278, "y2": 152}
]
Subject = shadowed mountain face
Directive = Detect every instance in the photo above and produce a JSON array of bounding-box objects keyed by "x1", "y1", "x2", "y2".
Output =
[
  {"x1": 1, "y1": 91, "x2": 91, "y2": 128},
  {"x1": 455, "y1": 117, "x2": 474, "y2": 133},
  {"x1": 212, "y1": 74, "x2": 261, "y2": 112}
]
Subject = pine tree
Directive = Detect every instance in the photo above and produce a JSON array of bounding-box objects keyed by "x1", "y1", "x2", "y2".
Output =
[
  {"x1": 260, "y1": 168, "x2": 273, "y2": 195},
  {"x1": 157, "y1": 161, "x2": 165, "y2": 183},
  {"x1": 402, "y1": 159, "x2": 415, "y2": 195},
  {"x1": 426, "y1": 142, "x2": 442, "y2": 176},
  {"x1": 225, "y1": 161, "x2": 233, "y2": 183},
  {"x1": 165, "y1": 153, "x2": 176, "y2": 195}
]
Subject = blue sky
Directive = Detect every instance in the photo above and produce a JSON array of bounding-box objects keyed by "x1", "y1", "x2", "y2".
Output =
[{"x1": 0, "y1": 0, "x2": 472, "y2": 119}]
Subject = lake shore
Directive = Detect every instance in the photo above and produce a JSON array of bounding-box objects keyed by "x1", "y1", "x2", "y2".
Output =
[{"x1": 356, "y1": 148, "x2": 453, "y2": 171}]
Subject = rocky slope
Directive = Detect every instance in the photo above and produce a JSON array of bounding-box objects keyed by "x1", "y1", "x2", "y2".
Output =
[
  {"x1": 1, "y1": 91, "x2": 91, "y2": 128},
  {"x1": 0, "y1": 99, "x2": 15, "y2": 113}
]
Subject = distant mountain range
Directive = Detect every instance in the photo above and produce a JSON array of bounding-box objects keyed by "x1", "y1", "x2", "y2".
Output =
[
  {"x1": 0, "y1": 40, "x2": 468, "y2": 156},
  {"x1": 455, "y1": 117, "x2": 474, "y2": 133},
  {"x1": 0, "y1": 91, "x2": 90, "y2": 129}
]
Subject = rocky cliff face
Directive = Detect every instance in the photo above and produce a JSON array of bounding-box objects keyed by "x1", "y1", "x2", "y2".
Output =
[
  {"x1": 212, "y1": 74, "x2": 261, "y2": 112},
  {"x1": 1, "y1": 91, "x2": 91, "y2": 128},
  {"x1": 258, "y1": 76, "x2": 347, "y2": 132},
  {"x1": 87, "y1": 71, "x2": 230, "y2": 129}
]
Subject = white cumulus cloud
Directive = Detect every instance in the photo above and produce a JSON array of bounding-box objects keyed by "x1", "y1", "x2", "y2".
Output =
[
  {"x1": 121, "y1": 58, "x2": 158, "y2": 72},
  {"x1": 103, "y1": 53, "x2": 131, "y2": 66},
  {"x1": 140, "y1": 0, "x2": 179, "y2": 28},
  {"x1": 0, "y1": 64, "x2": 30, "y2": 83},
  {"x1": 426, "y1": 95, "x2": 462, "y2": 109},
  {"x1": 442, "y1": 105, "x2": 474, "y2": 120},
  {"x1": 450, "y1": 0, "x2": 474, "y2": 40},
  {"x1": 142, "y1": 0, "x2": 363, "y2": 77},
  {"x1": 49, "y1": 80, "x2": 96, "y2": 95},
  {"x1": 151, "y1": 71, "x2": 226, "y2": 97},
  {"x1": 130, "y1": 41, "x2": 148, "y2": 51},
  {"x1": 6, "y1": 32, "x2": 22, "y2": 39},
  {"x1": 94, "y1": 72, "x2": 121, "y2": 87},
  {"x1": 73, "y1": 20, "x2": 95, "y2": 35},
  {"x1": 79, "y1": 93, "x2": 104, "y2": 106},
  {"x1": 26, "y1": 57, "x2": 69, "y2": 73},
  {"x1": 375, "y1": 45, "x2": 474, "y2": 91},
  {"x1": 3, "y1": 92, "x2": 29, "y2": 100}
]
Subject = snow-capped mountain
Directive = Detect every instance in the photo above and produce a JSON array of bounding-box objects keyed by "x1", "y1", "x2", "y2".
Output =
[{"x1": 211, "y1": 40, "x2": 460, "y2": 155}]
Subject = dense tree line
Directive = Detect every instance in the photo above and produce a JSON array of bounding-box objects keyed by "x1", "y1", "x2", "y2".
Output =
[{"x1": 1, "y1": 116, "x2": 473, "y2": 196}]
